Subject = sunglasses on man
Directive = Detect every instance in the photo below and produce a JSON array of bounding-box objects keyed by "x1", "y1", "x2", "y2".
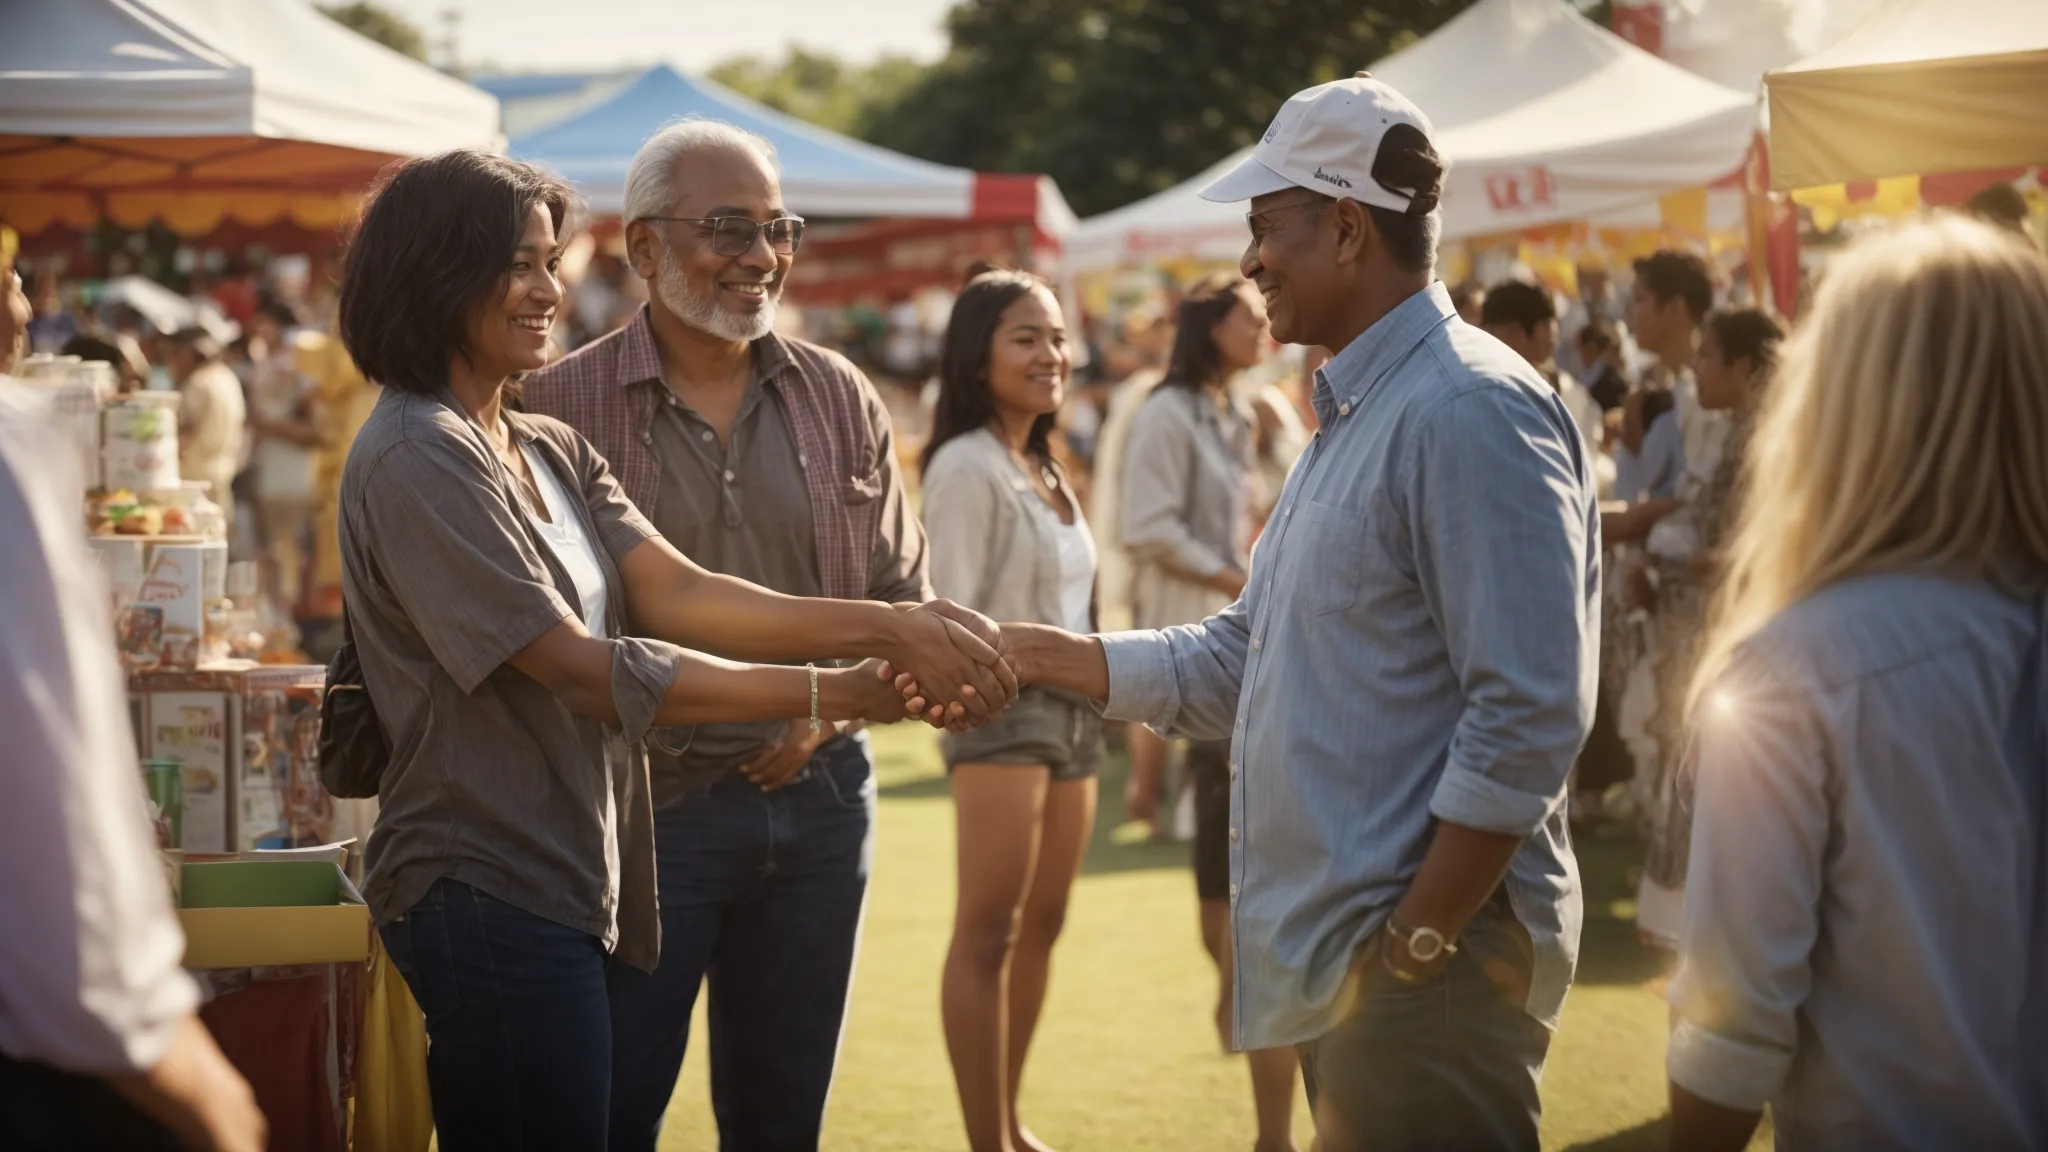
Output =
[{"x1": 641, "y1": 214, "x2": 806, "y2": 257}]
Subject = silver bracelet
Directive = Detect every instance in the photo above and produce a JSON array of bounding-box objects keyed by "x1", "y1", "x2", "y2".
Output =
[{"x1": 808, "y1": 663, "x2": 822, "y2": 737}]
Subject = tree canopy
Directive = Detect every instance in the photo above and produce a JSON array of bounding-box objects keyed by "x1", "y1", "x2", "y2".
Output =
[
  {"x1": 862, "y1": 0, "x2": 1476, "y2": 216},
  {"x1": 317, "y1": 2, "x2": 429, "y2": 63},
  {"x1": 708, "y1": 48, "x2": 927, "y2": 138}
]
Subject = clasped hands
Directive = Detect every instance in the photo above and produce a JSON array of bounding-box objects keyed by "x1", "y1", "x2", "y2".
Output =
[
  {"x1": 750, "y1": 600, "x2": 1019, "y2": 790},
  {"x1": 845, "y1": 600, "x2": 1026, "y2": 732}
]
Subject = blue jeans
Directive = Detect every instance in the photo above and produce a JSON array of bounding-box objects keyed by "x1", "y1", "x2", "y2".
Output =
[
  {"x1": 379, "y1": 878, "x2": 612, "y2": 1152},
  {"x1": 607, "y1": 733, "x2": 877, "y2": 1152},
  {"x1": 1296, "y1": 898, "x2": 1552, "y2": 1151}
]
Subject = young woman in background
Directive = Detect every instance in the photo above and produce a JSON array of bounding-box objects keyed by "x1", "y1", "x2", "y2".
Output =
[
  {"x1": 921, "y1": 271, "x2": 1101, "y2": 1152},
  {"x1": 1119, "y1": 272, "x2": 1299, "y2": 1152}
]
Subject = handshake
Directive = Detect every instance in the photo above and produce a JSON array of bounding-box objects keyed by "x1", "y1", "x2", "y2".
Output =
[{"x1": 846, "y1": 599, "x2": 1037, "y2": 732}]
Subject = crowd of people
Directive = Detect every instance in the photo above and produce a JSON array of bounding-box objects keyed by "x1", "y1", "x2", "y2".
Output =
[
  {"x1": 2, "y1": 67, "x2": 2045, "y2": 1152},
  {"x1": 14, "y1": 258, "x2": 380, "y2": 658}
]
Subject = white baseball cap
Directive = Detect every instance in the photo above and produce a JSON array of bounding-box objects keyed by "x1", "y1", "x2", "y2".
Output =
[{"x1": 1199, "y1": 74, "x2": 1441, "y2": 213}]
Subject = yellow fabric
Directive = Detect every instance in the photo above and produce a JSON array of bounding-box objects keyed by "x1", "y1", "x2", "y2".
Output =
[
  {"x1": 298, "y1": 331, "x2": 379, "y2": 594},
  {"x1": 1767, "y1": 49, "x2": 2048, "y2": 189},
  {"x1": 1657, "y1": 188, "x2": 1709, "y2": 241},
  {"x1": 353, "y1": 932, "x2": 433, "y2": 1152},
  {"x1": 1792, "y1": 176, "x2": 1928, "y2": 233}
]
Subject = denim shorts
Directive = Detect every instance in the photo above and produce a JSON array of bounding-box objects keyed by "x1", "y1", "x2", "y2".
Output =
[{"x1": 941, "y1": 687, "x2": 1103, "y2": 780}]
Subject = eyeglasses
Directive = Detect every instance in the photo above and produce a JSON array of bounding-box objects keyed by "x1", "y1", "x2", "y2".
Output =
[
  {"x1": 640, "y1": 214, "x2": 806, "y2": 257},
  {"x1": 1245, "y1": 195, "x2": 1327, "y2": 242}
]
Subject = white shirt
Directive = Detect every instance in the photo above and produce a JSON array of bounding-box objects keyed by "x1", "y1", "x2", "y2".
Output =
[
  {"x1": 177, "y1": 360, "x2": 246, "y2": 498},
  {"x1": 520, "y1": 442, "x2": 608, "y2": 638},
  {"x1": 0, "y1": 380, "x2": 199, "y2": 1075},
  {"x1": 1035, "y1": 497, "x2": 1097, "y2": 634}
]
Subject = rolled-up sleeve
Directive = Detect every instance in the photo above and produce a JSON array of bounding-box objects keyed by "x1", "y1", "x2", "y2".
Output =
[
  {"x1": 610, "y1": 637, "x2": 685, "y2": 743},
  {"x1": 358, "y1": 438, "x2": 575, "y2": 693},
  {"x1": 1666, "y1": 653, "x2": 1826, "y2": 1110},
  {"x1": 1412, "y1": 388, "x2": 1595, "y2": 835},
  {"x1": 1101, "y1": 581, "x2": 1253, "y2": 741},
  {"x1": 1120, "y1": 396, "x2": 1230, "y2": 581}
]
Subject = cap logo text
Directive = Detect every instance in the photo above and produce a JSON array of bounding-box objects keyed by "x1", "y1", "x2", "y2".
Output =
[{"x1": 1312, "y1": 167, "x2": 1354, "y2": 190}]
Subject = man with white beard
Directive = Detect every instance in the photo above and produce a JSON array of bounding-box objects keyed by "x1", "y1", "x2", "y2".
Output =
[{"x1": 523, "y1": 120, "x2": 931, "y2": 1152}]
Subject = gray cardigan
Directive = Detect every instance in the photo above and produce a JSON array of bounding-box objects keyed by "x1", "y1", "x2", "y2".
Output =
[
  {"x1": 921, "y1": 427, "x2": 1088, "y2": 629},
  {"x1": 1119, "y1": 383, "x2": 1253, "y2": 629}
]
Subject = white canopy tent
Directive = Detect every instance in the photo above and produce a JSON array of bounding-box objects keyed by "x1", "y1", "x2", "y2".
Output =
[
  {"x1": 1655, "y1": 0, "x2": 1888, "y2": 95},
  {"x1": 1764, "y1": 0, "x2": 2048, "y2": 189},
  {"x1": 0, "y1": 0, "x2": 500, "y2": 236},
  {"x1": 1068, "y1": 0, "x2": 1757, "y2": 272}
]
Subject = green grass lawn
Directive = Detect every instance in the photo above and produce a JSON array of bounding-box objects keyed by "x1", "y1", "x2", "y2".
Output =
[{"x1": 656, "y1": 725, "x2": 1741, "y2": 1151}]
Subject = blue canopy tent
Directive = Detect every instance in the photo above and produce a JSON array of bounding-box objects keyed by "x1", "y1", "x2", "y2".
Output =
[{"x1": 488, "y1": 64, "x2": 1073, "y2": 228}]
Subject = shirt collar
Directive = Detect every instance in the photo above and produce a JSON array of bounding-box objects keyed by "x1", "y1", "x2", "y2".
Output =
[{"x1": 1311, "y1": 281, "x2": 1455, "y2": 427}]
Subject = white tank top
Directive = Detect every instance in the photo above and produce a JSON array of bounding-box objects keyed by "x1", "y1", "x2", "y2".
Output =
[{"x1": 519, "y1": 442, "x2": 609, "y2": 638}]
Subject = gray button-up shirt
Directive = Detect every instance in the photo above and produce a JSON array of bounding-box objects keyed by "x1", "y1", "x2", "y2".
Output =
[
  {"x1": 1100, "y1": 283, "x2": 1599, "y2": 1048},
  {"x1": 340, "y1": 388, "x2": 684, "y2": 972},
  {"x1": 1669, "y1": 572, "x2": 2048, "y2": 1148}
]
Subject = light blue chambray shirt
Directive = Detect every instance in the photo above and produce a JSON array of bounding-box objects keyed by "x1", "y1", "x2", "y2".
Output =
[
  {"x1": 1669, "y1": 573, "x2": 2048, "y2": 1149},
  {"x1": 1101, "y1": 283, "x2": 1601, "y2": 1049}
]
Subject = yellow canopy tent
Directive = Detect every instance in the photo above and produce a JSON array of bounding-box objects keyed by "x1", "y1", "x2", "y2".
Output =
[
  {"x1": 0, "y1": 0, "x2": 499, "y2": 238},
  {"x1": 1764, "y1": 0, "x2": 2048, "y2": 190}
]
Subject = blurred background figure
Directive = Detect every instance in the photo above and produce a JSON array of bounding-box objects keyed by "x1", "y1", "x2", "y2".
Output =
[
  {"x1": 1244, "y1": 361, "x2": 1308, "y2": 534},
  {"x1": 1668, "y1": 215, "x2": 2048, "y2": 1152},
  {"x1": 0, "y1": 241, "x2": 266, "y2": 1152},
  {"x1": 243, "y1": 303, "x2": 322, "y2": 607},
  {"x1": 1085, "y1": 301, "x2": 1174, "y2": 634},
  {"x1": 1117, "y1": 272, "x2": 1299, "y2": 1152},
  {"x1": 1612, "y1": 308, "x2": 1783, "y2": 949},
  {"x1": 1572, "y1": 320, "x2": 1630, "y2": 413},
  {"x1": 25, "y1": 270, "x2": 77, "y2": 355},
  {"x1": 1963, "y1": 182, "x2": 2037, "y2": 245},
  {"x1": 1449, "y1": 278, "x2": 1486, "y2": 326},
  {"x1": 295, "y1": 320, "x2": 379, "y2": 656},
  {"x1": 1481, "y1": 279, "x2": 1604, "y2": 457},
  {"x1": 1118, "y1": 278, "x2": 1258, "y2": 846},
  {"x1": 163, "y1": 327, "x2": 245, "y2": 541}
]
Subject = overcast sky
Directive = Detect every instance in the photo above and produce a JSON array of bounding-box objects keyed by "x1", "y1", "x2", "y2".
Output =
[{"x1": 365, "y1": 0, "x2": 957, "y2": 73}]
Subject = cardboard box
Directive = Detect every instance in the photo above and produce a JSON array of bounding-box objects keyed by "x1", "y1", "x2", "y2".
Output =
[{"x1": 177, "y1": 860, "x2": 370, "y2": 970}]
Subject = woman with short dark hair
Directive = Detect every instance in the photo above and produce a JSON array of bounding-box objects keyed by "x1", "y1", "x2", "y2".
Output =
[
  {"x1": 336, "y1": 149, "x2": 1010, "y2": 1150},
  {"x1": 919, "y1": 270, "x2": 1099, "y2": 1152}
]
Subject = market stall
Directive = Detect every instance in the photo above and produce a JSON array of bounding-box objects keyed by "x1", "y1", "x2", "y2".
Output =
[
  {"x1": 1067, "y1": 0, "x2": 1757, "y2": 273},
  {"x1": 484, "y1": 64, "x2": 1077, "y2": 304},
  {"x1": 1764, "y1": 0, "x2": 2048, "y2": 190},
  {"x1": 0, "y1": 0, "x2": 500, "y2": 239},
  {"x1": 12, "y1": 349, "x2": 399, "y2": 1150}
]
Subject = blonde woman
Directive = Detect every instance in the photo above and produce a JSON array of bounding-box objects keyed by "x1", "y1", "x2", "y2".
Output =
[{"x1": 1666, "y1": 217, "x2": 2048, "y2": 1151}]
